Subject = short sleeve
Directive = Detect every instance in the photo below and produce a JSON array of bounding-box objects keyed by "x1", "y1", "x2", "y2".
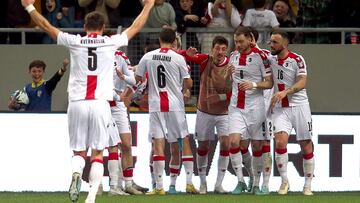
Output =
[
  {"x1": 136, "y1": 55, "x2": 148, "y2": 78},
  {"x1": 111, "y1": 33, "x2": 129, "y2": 48},
  {"x1": 296, "y1": 55, "x2": 307, "y2": 76},
  {"x1": 242, "y1": 10, "x2": 252, "y2": 26},
  {"x1": 269, "y1": 11, "x2": 280, "y2": 27},
  {"x1": 178, "y1": 56, "x2": 190, "y2": 79},
  {"x1": 57, "y1": 32, "x2": 77, "y2": 47}
]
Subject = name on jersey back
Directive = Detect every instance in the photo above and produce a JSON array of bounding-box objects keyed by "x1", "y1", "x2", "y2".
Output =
[
  {"x1": 80, "y1": 39, "x2": 105, "y2": 44},
  {"x1": 152, "y1": 55, "x2": 172, "y2": 62}
]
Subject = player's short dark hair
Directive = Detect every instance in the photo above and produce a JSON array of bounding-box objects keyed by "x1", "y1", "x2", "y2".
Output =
[
  {"x1": 271, "y1": 30, "x2": 289, "y2": 41},
  {"x1": 84, "y1": 11, "x2": 105, "y2": 31},
  {"x1": 247, "y1": 26, "x2": 259, "y2": 41},
  {"x1": 28, "y1": 60, "x2": 46, "y2": 71},
  {"x1": 159, "y1": 28, "x2": 176, "y2": 44},
  {"x1": 253, "y1": 0, "x2": 266, "y2": 8},
  {"x1": 212, "y1": 36, "x2": 228, "y2": 48},
  {"x1": 234, "y1": 26, "x2": 253, "y2": 40}
]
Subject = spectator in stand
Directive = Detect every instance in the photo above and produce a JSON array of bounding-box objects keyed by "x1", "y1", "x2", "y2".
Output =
[
  {"x1": 115, "y1": 0, "x2": 142, "y2": 27},
  {"x1": 61, "y1": 0, "x2": 85, "y2": 28},
  {"x1": 78, "y1": 0, "x2": 121, "y2": 28},
  {"x1": 175, "y1": 0, "x2": 206, "y2": 49},
  {"x1": 42, "y1": 0, "x2": 73, "y2": 44},
  {"x1": 0, "y1": 1, "x2": 8, "y2": 43},
  {"x1": 332, "y1": 1, "x2": 359, "y2": 44},
  {"x1": 272, "y1": 0, "x2": 295, "y2": 43},
  {"x1": 200, "y1": 0, "x2": 242, "y2": 53},
  {"x1": 242, "y1": 0, "x2": 279, "y2": 44},
  {"x1": 6, "y1": 0, "x2": 44, "y2": 44},
  {"x1": 296, "y1": 0, "x2": 334, "y2": 44},
  {"x1": 8, "y1": 59, "x2": 69, "y2": 112},
  {"x1": 145, "y1": 0, "x2": 177, "y2": 30}
]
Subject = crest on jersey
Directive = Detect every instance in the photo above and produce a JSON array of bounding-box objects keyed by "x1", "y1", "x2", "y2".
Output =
[
  {"x1": 37, "y1": 90, "x2": 42, "y2": 97},
  {"x1": 285, "y1": 62, "x2": 289, "y2": 67},
  {"x1": 248, "y1": 57, "x2": 252, "y2": 62},
  {"x1": 297, "y1": 60, "x2": 304, "y2": 69}
]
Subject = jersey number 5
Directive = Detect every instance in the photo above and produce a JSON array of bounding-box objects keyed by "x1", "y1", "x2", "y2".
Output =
[
  {"x1": 157, "y1": 65, "x2": 166, "y2": 88},
  {"x1": 88, "y1": 47, "x2": 97, "y2": 71}
]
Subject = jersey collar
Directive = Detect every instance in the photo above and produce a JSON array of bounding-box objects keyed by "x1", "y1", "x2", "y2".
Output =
[{"x1": 32, "y1": 79, "x2": 45, "y2": 88}]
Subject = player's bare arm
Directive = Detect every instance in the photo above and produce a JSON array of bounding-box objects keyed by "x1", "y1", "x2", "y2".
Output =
[
  {"x1": 285, "y1": 75, "x2": 307, "y2": 95},
  {"x1": 123, "y1": 0, "x2": 155, "y2": 40},
  {"x1": 21, "y1": 0, "x2": 60, "y2": 41},
  {"x1": 224, "y1": 64, "x2": 235, "y2": 81},
  {"x1": 185, "y1": 47, "x2": 198, "y2": 59},
  {"x1": 182, "y1": 78, "x2": 193, "y2": 94},
  {"x1": 135, "y1": 75, "x2": 143, "y2": 84},
  {"x1": 238, "y1": 75, "x2": 273, "y2": 91},
  {"x1": 271, "y1": 75, "x2": 306, "y2": 110}
]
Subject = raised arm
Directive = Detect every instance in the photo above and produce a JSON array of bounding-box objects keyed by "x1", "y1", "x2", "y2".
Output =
[
  {"x1": 123, "y1": 0, "x2": 155, "y2": 40},
  {"x1": 21, "y1": 0, "x2": 60, "y2": 41}
]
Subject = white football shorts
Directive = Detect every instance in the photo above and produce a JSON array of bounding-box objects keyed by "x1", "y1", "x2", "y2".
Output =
[
  {"x1": 195, "y1": 110, "x2": 229, "y2": 141},
  {"x1": 108, "y1": 116, "x2": 120, "y2": 147},
  {"x1": 228, "y1": 105, "x2": 266, "y2": 140},
  {"x1": 273, "y1": 104, "x2": 313, "y2": 141},
  {"x1": 149, "y1": 111, "x2": 189, "y2": 143},
  {"x1": 111, "y1": 101, "x2": 131, "y2": 134},
  {"x1": 68, "y1": 100, "x2": 111, "y2": 151}
]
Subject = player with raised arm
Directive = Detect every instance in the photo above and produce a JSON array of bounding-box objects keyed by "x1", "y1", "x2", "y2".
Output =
[
  {"x1": 180, "y1": 36, "x2": 233, "y2": 194},
  {"x1": 269, "y1": 30, "x2": 315, "y2": 196},
  {"x1": 228, "y1": 26, "x2": 273, "y2": 194},
  {"x1": 20, "y1": 0, "x2": 155, "y2": 202},
  {"x1": 135, "y1": 28, "x2": 193, "y2": 195}
]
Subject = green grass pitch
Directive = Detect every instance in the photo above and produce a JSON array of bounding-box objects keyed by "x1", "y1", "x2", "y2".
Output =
[{"x1": 0, "y1": 192, "x2": 359, "y2": 203}]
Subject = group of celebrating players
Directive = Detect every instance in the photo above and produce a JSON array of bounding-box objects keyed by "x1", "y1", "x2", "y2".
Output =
[{"x1": 20, "y1": 0, "x2": 315, "y2": 202}]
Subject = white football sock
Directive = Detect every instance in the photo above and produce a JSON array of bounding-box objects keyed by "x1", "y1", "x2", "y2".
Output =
[{"x1": 230, "y1": 148, "x2": 245, "y2": 183}]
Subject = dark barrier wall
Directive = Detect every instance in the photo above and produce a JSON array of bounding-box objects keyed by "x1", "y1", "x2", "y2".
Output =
[{"x1": 1, "y1": 45, "x2": 359, "y2": 113}]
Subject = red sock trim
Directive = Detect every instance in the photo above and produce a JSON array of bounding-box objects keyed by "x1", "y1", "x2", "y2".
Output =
[
  {"x1": 123, "y1": 168, "x2": 133, "y2": 178},
  {"x1": 262, "y1": 145, "x2": 271, "y2": 153},
  {"x1": 153, "y1": 155, "x2": 165, "y2": 161},
  {"x1": 275, "y1": 148, "x2": 287, "y2": 154},
  {"x1": 240, "y1": 148, "x2": 248, "y2": 154},
  {"x1": 230, "y1": 147, "x2": 241, "y2": 154},
  {"x1": 220, "y1": 150, "x2": 230, "y2": 156},
  {"x1": 197, "y1": 149, "x2": 208, "y2": 156},
  {"x1": 303, "y1": 152, "x2": 314, "y2": 160},
  {"x1": 108, "y1": 152, "x2": 119, "y2": 160},
  {"x1": 169, "y1": 168, "x2": 180, "y2": 174},
  {"x1": 182, "y1": 157, "x2": 193, "y2": 162},
  {"x1": 91, "y1": 159, "x2": 103, "y2": 164},
  {"x1": 253, "y1": 151, "x2": 263, "y2": 157}
]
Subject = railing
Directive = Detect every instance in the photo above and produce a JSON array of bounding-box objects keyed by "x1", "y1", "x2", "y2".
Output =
[{"x1": 1, "y1": 27, "x2": 360, "y2": 45}]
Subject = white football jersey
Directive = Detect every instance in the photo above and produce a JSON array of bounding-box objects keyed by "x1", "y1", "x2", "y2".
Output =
[
  {"x1": 242, "y1": 9, "x2": 279, "y2": 44},
  {"x1": 113, "y1": 51, "x2": 135, "y2": 93},
  {"x1": 260, "y1": 48, "x2": 274, "y2": 111},
  {"x1": 136, "y1": 48, "x2": 190, "y2": 112},
  {"x1": 229, "y1": 47, "x2": 271, "y2": 109},
  {"x1": 269, "y1": 51, "x2": 309, "y2": 107},
  {"x1": 57, "y1": 32, "x2": 128, "y2": 101}
]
